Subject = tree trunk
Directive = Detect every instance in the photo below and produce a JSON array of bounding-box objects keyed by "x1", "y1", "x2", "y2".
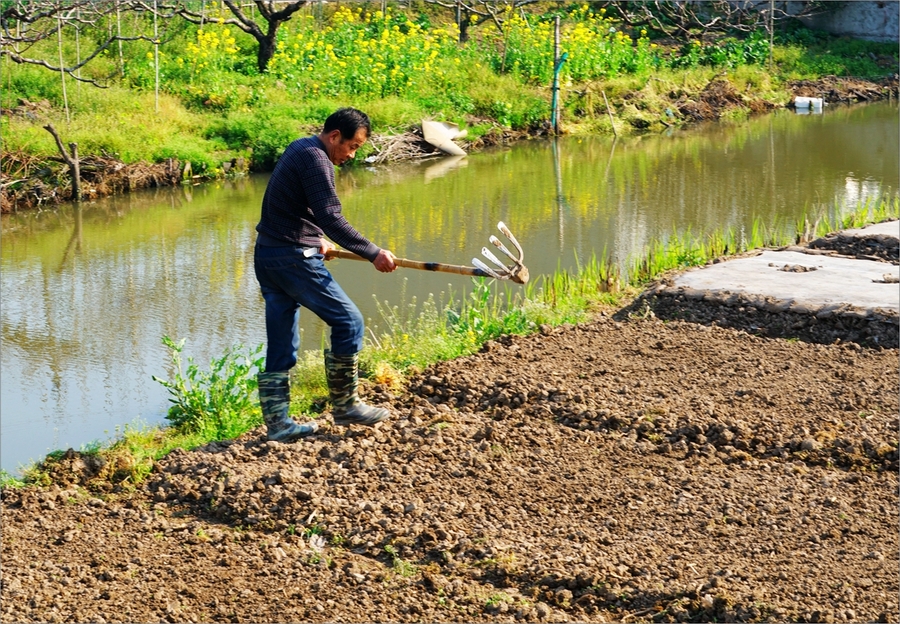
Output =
[
  {"x1": 257, "y1": 29, "x2": 278, "y2": 73},
  {"x1": 458, "y1": 11, "x2": 470, "y2": 43},
  {"x1": 43, "y1": 124, "x2": 81, "y2": 202}
]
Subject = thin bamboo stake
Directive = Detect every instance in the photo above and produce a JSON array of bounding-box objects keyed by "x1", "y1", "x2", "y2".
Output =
[
  {"x1": 551, "y1": 16, "x2": 560, "y2": 134},
  {"x1": 57, "y1": 15, "x2": 70, "y2": 123},
  {"x1": 602, "y1": 90, "x2": 617, "y2": 138},
  {"x1": 153, "y1": 0, "x2": 159, "y2": 113},
  {"x1": 75, "y1": 6, "x2": 81, "y2": 99},
  {"x1": 768, "y1": 0, "x2": 774, "y2": 73},
  {"x1": 75, "y1": 7, "x2": 81, "y2": 76},
  {"x1": 116, "y1": 0, "x2": 123, "y2": 76}
]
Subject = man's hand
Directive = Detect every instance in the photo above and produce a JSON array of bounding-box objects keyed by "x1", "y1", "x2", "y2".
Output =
[
  {"x1": 373, "y1": 249, "x2": 397, "y2": 273},
  {"x1": 320, "y1": 238, "x2": 335, "y2": 260}
]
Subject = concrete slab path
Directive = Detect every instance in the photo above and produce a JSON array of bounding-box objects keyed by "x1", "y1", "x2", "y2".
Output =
[
  {"x1": 672, "y1": 250, "x2": 898, "y2": 315},
  {"x1": 640, "y1": 220, "x2": 899, "y2": 347}
]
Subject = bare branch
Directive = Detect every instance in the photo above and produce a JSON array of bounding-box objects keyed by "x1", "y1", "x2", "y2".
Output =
[
  {"x1": 0, "y1": 0, "x2": 188, "y2": 87},
  {"x1": 221, "y1": 0, "x2": 265, "y2": 37},
  {"x1": 2, "y1": 30, "x2": 155, "y2": 87},
  {"x1": 168, "y1": 0, "x2": 307, "y2": 72},
  {"x1": 610, "y1": 0, "x2": 843, "y2": 37}
]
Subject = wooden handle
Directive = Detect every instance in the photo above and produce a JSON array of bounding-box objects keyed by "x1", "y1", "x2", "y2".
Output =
[{"x1": 325, "y1": 248, "x2": 491, "y2": 278}]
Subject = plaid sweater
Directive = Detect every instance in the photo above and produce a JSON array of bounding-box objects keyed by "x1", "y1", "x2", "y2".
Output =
[{"x1": 256, "y1": 135, "x2": 380, "y2": 261}]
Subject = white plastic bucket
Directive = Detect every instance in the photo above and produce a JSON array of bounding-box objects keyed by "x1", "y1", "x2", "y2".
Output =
[{"x1": 794, "y1": 96, "x2": 824, "y2": 112}]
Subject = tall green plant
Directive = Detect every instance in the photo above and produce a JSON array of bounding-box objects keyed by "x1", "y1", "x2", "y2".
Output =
[{"x1": 151, "y1": 336, "x2": 264, "y2": 439}]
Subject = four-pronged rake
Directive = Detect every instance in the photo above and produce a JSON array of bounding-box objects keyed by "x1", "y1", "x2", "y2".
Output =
[
  {"x1": 325, "y1": 221, "x2": 530, "y2": 284},
  {"x1": 475, "y1": 221, "x2": 529, "y2": 284}
]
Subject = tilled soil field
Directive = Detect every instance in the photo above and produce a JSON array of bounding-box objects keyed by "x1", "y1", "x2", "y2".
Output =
[{"x1": 2, "y1": 315, "x2": 898, "y2": 623}]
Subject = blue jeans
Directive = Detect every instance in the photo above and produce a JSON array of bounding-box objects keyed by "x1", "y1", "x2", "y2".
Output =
[{"x1": 254, "y1": 244, "x2": 365, "y2": 373}]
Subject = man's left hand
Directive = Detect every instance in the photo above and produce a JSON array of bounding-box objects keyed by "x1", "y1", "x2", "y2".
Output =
[{"x1": 320, "y1": 238, "x2": 336, "y2": 260}]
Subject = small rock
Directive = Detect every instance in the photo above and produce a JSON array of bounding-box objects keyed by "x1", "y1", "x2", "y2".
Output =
[{"x1": 800, "y1": 438, "x2": 820, "y2": 452}]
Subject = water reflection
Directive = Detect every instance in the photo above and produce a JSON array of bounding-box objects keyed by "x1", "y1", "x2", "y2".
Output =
[
  {"x1": 423, "y1": 155, "x2": 467, "y2": 183},
  {"x1": 1, "y1": 103, "x2": 897, "y2": 473}
]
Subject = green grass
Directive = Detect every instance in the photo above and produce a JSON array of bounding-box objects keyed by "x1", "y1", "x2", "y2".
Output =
[
  {"x1": 1, "y1": 4, "x2": 895, "y2": 178},
  {"x1": 8, "y1": 196, "x2": 895, "y2": 489}
]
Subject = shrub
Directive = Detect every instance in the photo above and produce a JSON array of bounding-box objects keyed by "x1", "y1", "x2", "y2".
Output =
[{"x1": 151, "y1": 336, "x2": 264, "y2": 439}]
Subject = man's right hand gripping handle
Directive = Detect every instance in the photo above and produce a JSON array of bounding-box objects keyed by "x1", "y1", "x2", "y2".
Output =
[{"x1": 373, "y1": 249, "x2": 397, "y2": 273}]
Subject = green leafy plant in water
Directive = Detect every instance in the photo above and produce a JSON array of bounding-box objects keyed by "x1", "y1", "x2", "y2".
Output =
[{"x1": 151, "y1": 336, "x2": 264, "y2": 439}]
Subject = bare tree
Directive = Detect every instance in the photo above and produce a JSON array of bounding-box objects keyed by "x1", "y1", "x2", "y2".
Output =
[
  {"x1": 607, "y1": 1, "x2": 842, "y2": 38},
  {"x1": 1, "y1": 0, "x2": 168, "y2": 87},
  {"x1": 423, "y1": 0, "x2": 541, "y2": 43},
  {"x1": 171, "y1": 0, "x2": 307, "y2": 73}
]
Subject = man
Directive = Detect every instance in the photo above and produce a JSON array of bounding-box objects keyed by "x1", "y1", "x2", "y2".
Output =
[{"x1": 254, "y1": 107, "x2": 397, "y2": 443}]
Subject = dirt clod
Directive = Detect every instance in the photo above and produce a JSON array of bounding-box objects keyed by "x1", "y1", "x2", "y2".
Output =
[{"x1": 2, "y1": 313, "x2": 898, "y2": 623}]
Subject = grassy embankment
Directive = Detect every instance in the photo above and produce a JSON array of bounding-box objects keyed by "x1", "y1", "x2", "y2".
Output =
[
  {"x1": 2, "y1": 196, "x2": 896, "y2": 489},
  {"x1": 1, "y1": 3, "x2": 896, "y2": 186}
]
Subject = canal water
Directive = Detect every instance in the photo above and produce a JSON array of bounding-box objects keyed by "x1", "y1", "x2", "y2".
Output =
[{"x1": 2, "y1": 102, "x2": 897, "y2": 474}]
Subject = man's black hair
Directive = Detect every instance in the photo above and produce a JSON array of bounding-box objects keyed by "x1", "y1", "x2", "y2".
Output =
[{"x1": 323, "y1": 108, "x2": 371, "y2": 140}]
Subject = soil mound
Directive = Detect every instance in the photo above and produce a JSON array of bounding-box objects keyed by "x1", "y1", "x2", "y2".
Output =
[
  {"x1": 809, "y1": 230, "x2": 900, "y2": 263},
  {"x1": 3, "y1": 316, "x2": 897, "y2": 623}
]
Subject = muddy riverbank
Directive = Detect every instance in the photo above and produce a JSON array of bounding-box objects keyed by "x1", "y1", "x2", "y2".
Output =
[{"x1": 2, "y1": 75, "x2": 895, "y2": 213}]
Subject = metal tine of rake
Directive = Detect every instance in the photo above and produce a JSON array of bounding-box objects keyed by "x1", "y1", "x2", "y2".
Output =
[
  {"x1": 489, "y1": 235, "x2": 520, "y2": 267},
  {"x1": 472, "y1": 258, "x2": 505, "y2": 280},
  {"x1": 498, "y1": 221, "x2": 524, "y2": 263},
  {"x1": 481, "y1": 247, "x2": 512, "y2": 276}
]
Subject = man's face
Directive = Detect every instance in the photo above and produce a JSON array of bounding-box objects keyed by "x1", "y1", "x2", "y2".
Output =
[{"x1": 325, "y1": 128, "x2": 367, "y2": 166}]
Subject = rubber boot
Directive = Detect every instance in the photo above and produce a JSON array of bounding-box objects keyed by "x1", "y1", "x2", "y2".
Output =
[
  {"x1": 258, "y1": 371, "x2": 318, "y2": 442},
  {"x1": 324, "y1": 350, "x2": 390, "y2": 426}
]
